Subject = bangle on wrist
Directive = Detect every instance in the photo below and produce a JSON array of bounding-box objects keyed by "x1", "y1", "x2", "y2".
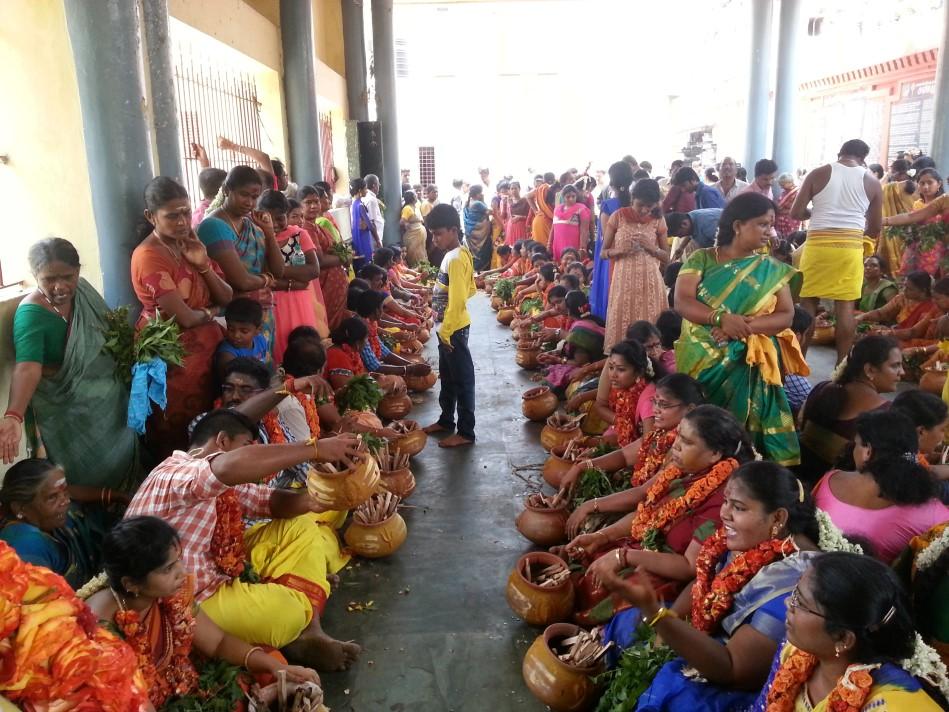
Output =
[
  {"x1": 3, "y1": 410, "x2": 24, "y2": 424},
  {"x1": 197, "y1": 264, "x2": 211, "y2": 275},
  {"x1": 305, "y1": 436, "x2": 319, "y2": 460},
  {"x1": 243, "y1": 646, "x2": 263, "y2": 669}
]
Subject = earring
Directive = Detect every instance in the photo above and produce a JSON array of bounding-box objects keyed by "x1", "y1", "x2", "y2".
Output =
[
  {"x1": 15, "y1": 513, "x2": 23, "y2": 520},
  {"x1": 834, "y1": 644, "x2": 843, "y2": 658},
  {"x1": 770, "y1": 525, "x2": 779, "y2": 537}
]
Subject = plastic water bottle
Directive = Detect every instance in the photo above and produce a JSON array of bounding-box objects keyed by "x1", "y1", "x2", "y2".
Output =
[{"x1": 290, "y1": 241, "x2": 306, "y2": 266}]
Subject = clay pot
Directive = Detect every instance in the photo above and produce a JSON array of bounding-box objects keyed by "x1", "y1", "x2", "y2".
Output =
[
  {"x1": 515, "y1": 498, "x2": 569, "y2": 547},
  {"x1": 401, "y1": 338, "x2": 424, "y2": 354},
  {"x1": 505, "y1": 552, "x2": 575, "y2": 626},
  {"x1": 540, "y1": 416, "x2": 582, "y2": 452},
  {"x1": 580, "y1": 409, "x2": 608, "y2": 436},
  {"x1": 378, "y1": 393, "x2": 412, "y2": 421},
  {"x1": 543, "y1": 446, "x2": 575, "y2": 489},
  {"x1": 390, "y1": 420, "x2": 429, "y2": 457},
  {"x1": 402, "y1": 353, "x2": 427, "y2": 364},
  {"x1": 516, "y1": 346, "x2": 541, "y2": 370},
  {"x1": 380, "y1": 467, "x2": 416, "y2": 499},
  {"x1": 490, "y1": 296, "x2": 504, "y2": 311},
  {"x1": 921, "y1": 367, "x2": 948, "y2": 395},
  {"x1": 475, "y1": 275, "x2": 486, "y2": 289},
  {"x1": 307, "y1": 453, "x2": 381, "y2": 510},
  {"x1": 522, "y1": 386, "x2": 559, "y2": 422},
  {"x1": 344, "y1": 512, "x2": 407, "y2": 558},
  {"x1": 405, "y1": 370, "x2": 438, "y2": 392},
  {"x1": 812, "y1": 324, "x2": 835, "y2": 346},
  {"x1": 522, "y1": 623, "x2": 603, "y2": 712},
  {"x1": 497, "y1": 308, "x2": 516, "y2": 326},
  {"x1": 417, "y1": 328, "x2": 431, "y2": 344}
]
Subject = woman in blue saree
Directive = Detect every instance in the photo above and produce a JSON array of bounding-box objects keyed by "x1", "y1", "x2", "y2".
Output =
[
  {"x1": 597, "y1": 462, "x2": 820, "y2": 711},
  {"x1": 592, "y1": 161, "x2": 633, "y2": 319},
  {"x1": 350, "y1": 177, "x2": 378, "y2": 272},
  {"x1": 464, "y1": 184, "x2": 494, "y2": 271}
]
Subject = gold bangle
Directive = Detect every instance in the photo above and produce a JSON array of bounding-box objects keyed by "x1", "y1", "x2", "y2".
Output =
[
  {"x1": 243, "y1": 645, "x2": 263, "y2": 669},
  {"x1": 648, "y1": 606, "x2": 678, "y2": 627},
  {"x1": 305, "y1": 436, "x2": 319, "y2": 460}
]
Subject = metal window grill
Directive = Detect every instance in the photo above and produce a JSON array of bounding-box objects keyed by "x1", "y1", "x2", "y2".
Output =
[
  {"x1": 418, "y1": 146, "x2": 435, "y2": 186},
  {"x1": 173, "y1": 51, "x2": 264, "y2": 206}
]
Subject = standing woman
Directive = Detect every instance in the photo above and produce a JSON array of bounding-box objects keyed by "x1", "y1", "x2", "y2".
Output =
[
  {"x1": 303, "y1": 184, "x2": 351, "y2": 330},
  {"x1": 527, "y1": 173, "x2": 556, "y2": 248},
  {"x1": 132, "y1": 177, "x2": 233, "y2": 455},
  {"x1": 895, "y1": 168, "x2": 947, "y2": 277},
  {"x1": 602, "y1": 178, "x2": 669, "y2": 349},
  {"x1": 0, "y1": 239, "x2": 143, "y2": 490},
  {"x1": 591, "y1": 161, "x2": 634, "y2": 319},
  {"x1": 350, "y1": 177, "x2": 379, "y2": 272},
  {"x1": 464, "y1": 184, "x2": 494, "y2": 272},
  {"x1": 197, "y1": 165, "x2": 283, "y2": 356},
  {"x1": 400, "y1": 190, "x2": 428, "y2": 267},
  {"x1": 506, "y1": 181, "x2": 530, "y2": 245},
  {"x1": 675, "y1": 192, "x2": 808, "y2": 465},
  {"x1": 551, "y1": 185, "x2": 591, "y2": 261}
]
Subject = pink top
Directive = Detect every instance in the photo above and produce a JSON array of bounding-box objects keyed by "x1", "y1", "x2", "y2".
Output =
[
  {"x1": 192, "y1": 197, "x2": 212, "y2": 229},
  {"x1": 813, "y1": 471, "x2": 949, "y2": 563},
  {"x1": 739, "y1": 182, "x2": 774, "y2": 199}
]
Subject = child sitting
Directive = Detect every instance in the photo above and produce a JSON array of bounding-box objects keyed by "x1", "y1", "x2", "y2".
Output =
[
  {"x1": 214, "y1": 297, "x2": 269, "y2": 376},
  {"x1": 655, "y1": 309, "x2": 682, "y2": 374}
]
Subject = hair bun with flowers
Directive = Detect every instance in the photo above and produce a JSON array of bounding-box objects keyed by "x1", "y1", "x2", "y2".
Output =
[
  {"x1": 815, "y1": 508, "x2": 864, "y2": 554},
  {"x1": 902, "y1": 633, "x2": 949, "y2": 702}
]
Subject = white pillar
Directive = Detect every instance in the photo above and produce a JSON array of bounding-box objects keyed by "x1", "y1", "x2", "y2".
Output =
[
  {"x1": 745, "y1": 0, "x2": 774, "y2": 169},
  {"x1": 772, "y1": 0, "x2": 801, "y2": 176}
]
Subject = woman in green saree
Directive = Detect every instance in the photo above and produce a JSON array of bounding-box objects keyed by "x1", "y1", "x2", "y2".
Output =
[
  {"x1": 859, "y1": 254, "x2": 898, "y2": 313},
  {"x1": 0, "y1": 238, "x2": 143, "y2": 491},
  {"x1": 674, "y1": 193, "x2": 808, "y2": 465}
]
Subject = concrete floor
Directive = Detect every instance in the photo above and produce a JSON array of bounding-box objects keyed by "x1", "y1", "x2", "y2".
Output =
[{"x1": 320, "y1": 295, "x2": 842, "y2": 711}]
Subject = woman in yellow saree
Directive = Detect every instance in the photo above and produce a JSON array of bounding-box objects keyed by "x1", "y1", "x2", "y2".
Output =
[
  {"x1": 877, "y1": 159, "x2": 918, "y2": 271},
  {"x1": 527, "y1": 176, "x2": 555, "y2": 248},
  {"x1": 674, "y1": 193, "x2": 808, "y2": 465}
]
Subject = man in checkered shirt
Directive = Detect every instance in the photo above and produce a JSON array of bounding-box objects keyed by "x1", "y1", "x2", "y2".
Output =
[{"x1": 126, "y1": 409, "x2": 362, "y2": 671}]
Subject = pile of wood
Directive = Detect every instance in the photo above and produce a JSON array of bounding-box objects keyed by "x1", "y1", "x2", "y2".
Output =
[
  {"x1": 389, "y1": 420, "x2": 418, "y2": 435},
  {"x1": 375, "y1": 442, "x2": 411, "y2": 471},
  {"x1": 522, "y1": 558, "x2": 570, "y2": 588},
  {"x1": 525, "y1": 493, "x2": 561, "y2": 510},
  {"x1": 353, "y1": 492, "x2": 401, "y2": 525},
  {"x1": 547, "y1": 413, "x2": 583, "y2": 431},
  {"x1": 247, "y1": 671, "x2": 327, "y2": 712},
  {"x1": 552, "y1": 629, "x2": 613, "y2": 668}
]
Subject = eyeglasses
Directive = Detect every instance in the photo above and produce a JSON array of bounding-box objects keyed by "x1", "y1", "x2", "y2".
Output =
[
  {"x1": 221, "y1": 384, "x2": 263, "y2": 397},
  {"x1": 788, "y1": 585, "x2": 826, "y2": 618},
  {"x1": 651, "y1": 398, "x2": 683, "y2": 410}
]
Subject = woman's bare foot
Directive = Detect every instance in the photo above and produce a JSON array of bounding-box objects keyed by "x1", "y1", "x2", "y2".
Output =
[
  {"x1": 422, "y1": 422, "x2": 452, "y2": 434},
  {"x1": 438, "y1": 434, "x2": 474, "y2": 448},
  {"x1": 283, "y1": 632, "x2": 362, "y2": 672}
]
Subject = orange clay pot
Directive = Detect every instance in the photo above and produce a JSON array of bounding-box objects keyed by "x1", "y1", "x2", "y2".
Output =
[
  {"x1": 920, "y1": 367, "x2": 947, "y2": 395},
  {"x1": 380, "y1": 467, "x2": 416, "y2": 499},
  {"x1": 522, "y1": 386, "x2": 559, "y2": 422},
  {"x1": 522, "y1": 623, "x2": 604, "y2": 712},
  {"x1": 516, "y1": 346, "x2": 541, "y2": 370},
  {"x1": 417, "y1": 328, "x2": 431, "y2": 344},
  {"x1": 515, "y1": 498, "x2": 569, "y2": 547},
  {"x1": 344, "y1": 512, "x2": 407, "y2": 558},
  {"x1": 505, "y1": 552, "x2": 575, "y2": 627},
  {"x1": 378, "y1": 393, "x2": 413, "y2": 421},
  {"x1": 491, "y1": 296, "x2": 504, "y2": 311},
  {"x1": 306, "y1": 453, "x2": 380, "y2": 510},
  {"x1": 540, "y1": 417, "x2": 582, "y2": 453},
  {"x1": 543, "y1": 446, "x2": 576, "y2": 489},
  {"x1": 389, "y1": 420, "x2": 428, "y2": 457},
  {"x1": 811, "y1": 325, "x2": 835, "y2": 346},
  {"x1": 405, "y1": 370, "x2": 438, "y2": 392},
  {"x1": 497, "y1": 308, "x2": 516, "y2": 326}
]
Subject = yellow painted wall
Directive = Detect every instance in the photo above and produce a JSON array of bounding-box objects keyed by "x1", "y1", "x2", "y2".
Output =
[
  {"x1": 314, "y1": 0, "x2": 346, "y2": 77},
  {"x1": 169, "y1": 0, "x2": 282, "y2": 70}
]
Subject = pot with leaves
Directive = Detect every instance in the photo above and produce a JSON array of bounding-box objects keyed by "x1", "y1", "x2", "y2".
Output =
[
  {"x1": 522, "y1": 386, "x2": 559, "y2": 422},
  {"x1": 516, "y1": 493, "x2": 569, "y2": 547},
  {"x1": 306, "y1": 438, "x2": 381, "y2": 510},
  {"x1": 506, "y1": 552, "x2": 576, "y2": 627},
  {"x1": 405, "y1": 369, "x2": 438, "y2": 392},
  {"x1": 336, "y1": 375, "x2": 385, "y2": 432},
  {"x1": 522, "y1": 623, "x2": 608, "y2": 712},
  {"x1": 344, "y1": 492, "x2": 408, "y2": 558},
  {"x1": 416, "y1": 260, "x2": 438, "y2": 286},
  {"x1": 378, "y1": 392, "x2": 413, "y2": 421},
  {"x1": 493, "y1": 278, "x2": 516, "y2": 304},
  {"x1": 375, "y1": 442, "x2": 416, "y2": 499},
  {"x1": 541, "y1": 413, "x2": 583, "y2": 452},
  {"x1": 388, "y1": 419, "x2": 428, "y2": 457}
]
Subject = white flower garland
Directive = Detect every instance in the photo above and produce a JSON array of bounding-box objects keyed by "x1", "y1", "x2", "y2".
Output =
[
  {"x1": 902, "y1": 633, "x2": 949, "y2": 701},
  {"x1": 914, "y1": 526, "x2": 949, "y2": 572},
  {"x1": 815, "y1": 508, "x2": 864, "y2": 554},
  {"x1": 75, "y1": 571, "x2": 109, "y2": 600}
]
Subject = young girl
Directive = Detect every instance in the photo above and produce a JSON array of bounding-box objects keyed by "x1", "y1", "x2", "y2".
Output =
[
  {"x1": 594, "y1": 340, "x2": 656, "y2": 447},
  {"x1": 856, "y1": 270, "x2": 941, "y2": 345},
  {"x1": 900, "y1": 168, "x2": 946, "y2": 276}
]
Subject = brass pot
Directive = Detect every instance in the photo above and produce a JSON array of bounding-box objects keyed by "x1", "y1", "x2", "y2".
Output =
[
  {"x1": 497, "y1": 308, "x2": 516, "y2": 326},
  {"x1": 515, "y1": 498, "x2": 569, "y2": 547},
  {"x1": 522, "y1": 386, "x2": 559, "y2": 422},
  {"x1": 344, "y1": 512, "x2": 407, "y2": 558},
  {"x1": 516, "y1": 346, "x2": 541, "y2": 370},
  {"x1": 812, "y1": 324, "x2": 835, "y2": 346},
  {"x1": 380, "y1": 467, "x2": 416, "y2": 499},
  {"x1": 378, "y1": 393, "x2": 413, "y2": 421},
  {"x1": 390, "y1": 421, "x2": 428, "y2": 457},
  {"x1": 306, "y1": 453, "x2": 381, "y2": 510},
  {"x1": 505, "y1": 552, "x2": 575, "y2": 626},
  {"x1": 522, "y1": 623, "x2": 603, "y2": 712},
  {"x1": 541, "y1": 417, "x2": 582, "y2": 452},
  {"x1": 405, "y1": 370, "x2": 438, "y2": 392},
  {"x1": 921, "y1": 367, "x2": 948, "y2": 395}
]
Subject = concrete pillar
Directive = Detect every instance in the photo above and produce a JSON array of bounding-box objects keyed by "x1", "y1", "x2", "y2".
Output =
[
  {"x1": 342, "y1": 0, "x2": 370, "y2": 122},
  {"x1": 64, "y1": 0, "x2": 154, "y2": 308},
  {"x1": 280, "y1": 0, "x2": 322, "y2": 184},
  {"x1": 142, "y1": 0, "x2": 183, "y2": 179},
  {"x1": 931, "y1": 1, "x2": 949, "y2": 171},
  {"x1": 745, "y1": 0, "x2": 773, "y2": 170},
  {"x1": 772, "y1": 0, "x2": 801, "y2": 177},
  {"x1": 371, "y1": 0, "x2": 403, "y2": 246}
]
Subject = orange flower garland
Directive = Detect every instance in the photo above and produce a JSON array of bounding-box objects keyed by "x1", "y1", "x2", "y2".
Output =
[
  {"x1": 631, "y1": 428, "x2": 678, "y2": 487},
  {"x1": 209, "y1": 489, "x2": 247, "y2": 578},
  {"x1": 765, "y1": 646, "x2": 878, "y2": 712},
  {"x1": 113, "y1": 579, "x2": 199, "y2": 709},
  {"x1": 367, "y1": 319, "x2": 384, "y2": 358},
  {"x1": 609, "y1": 380, "x2": 649, "y2": 447},
  {"x1": 690, "y1": 527, "x2": 792, "y2": 633},
  {"x1": 629, "y1": 458, "x2": 738, "y2": 548}
]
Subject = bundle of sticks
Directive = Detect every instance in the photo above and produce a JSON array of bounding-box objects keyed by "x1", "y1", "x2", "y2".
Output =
[
  {"x1": 311, "y1": 437, "x2": 370, "y2": 475},
  {"x1": 559, "y1": 438, "x2": 585, "y2": 462},
  {"x1": 389, "y1": 420, "x2": 418, "y2": 435},
  {"x1": 375, "y1": 442, "x2": 411, "y2": 471},
  {"x1": 247, "y1": 670, "x2": 327, "y2": 712},
  {"x1": 526, "y1": 493, "x2": 560, "y2": 510},
  {"x1": 553, "y1": 629, "x2": 613, "y2": 668},
  {"x1": 521, "y1": 558, "x2": 570, "y2": 588},
  {"x1": 547, "y1": 413, "x2": 583, "y2": 431},
  {"x1": 353, "y1": 492, "x2": 401, "y2": 524}
]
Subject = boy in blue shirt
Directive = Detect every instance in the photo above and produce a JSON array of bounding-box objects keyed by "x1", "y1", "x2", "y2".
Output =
[{"x1": 214, "y1": 297, "x2": 269, "y2": 377}]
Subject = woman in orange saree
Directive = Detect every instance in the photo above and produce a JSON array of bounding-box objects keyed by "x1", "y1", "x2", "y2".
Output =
[
  {"x1": 301, "y1": 185, "x2": 351, "y2": 330},
  {"x1": 528, "y1": 181, "x2": 555, "y2": 248}
]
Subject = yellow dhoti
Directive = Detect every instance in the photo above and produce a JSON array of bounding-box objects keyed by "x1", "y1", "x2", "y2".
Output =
[
  {"x1": 532, "y1": 215, "x2": 552, "y2": 248},
  {"x1": 799, "y1": 229, "x2": 874, "y2": 301},
  {"x1": 200, "y1": 513, "x2": 350, "y2": 648}
]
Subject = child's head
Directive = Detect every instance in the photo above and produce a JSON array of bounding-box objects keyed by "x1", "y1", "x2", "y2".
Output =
[
  {"x1": 355, "y1": 289, "x2": 387, "y2": 321},
  {"x1": 625, "y1": 321, "x2": 663, "y2": 363},
  {"x1": 547, "y1": 285, "x2": 568, "y2": 314},
  {"x1": 389, "y1": 245, "x2": 404, "y2": 264},
  {"x1": 287, "y1": 199, "x2": 304, "y2": 227},
  {"x1": 567, "y1": 262, "x2": 587, "y2": 283},
  {"x1": 559, "y1": 273, "x2": 581, "y2": 292},
  {"x1": 199, "y1": 168, "x2": 227, "y2": 201},
  {"x1": 257, "y1": 189, "x2": 290, "y2": 232},
  {"x1": 560, "y1": 248, "x2": 579, "y2": 265},
  {"x1": 372, "y1": 247, "x2": 395, "y2": 269},
  {"x1": 537, "y1": 263, "x2": 556, "y2": 290},
  {"x1": 934, "y1": 277, "x2": 949, "y2": 312},
  {"x1": 287, "y1": 325, "x2": 322, "y2": 346},
  {"x1": 665, "y1": 212, "x2": 692, "y2": 237},
  {"x1": 346, "y1": 278, "x2": 370, "y2": 309},
  {"x1": 282, "y1": 337, "x2": 326, "y2": 377},
  {"x1": 426, "y1": 204, "x2": 462, "y2": 253},
  {"x1": 512, "y1": 240, "x2": 526, "y2": 258},
  {"x1": 223, "y1": 298, "x2": 263, "y2": 350},
  {"x1": 331, "y1": 316, "x2": 369, "y2": 350},
  {"x1": 564, "y1": 290, "x2": 589, "y2": 319},
  {"x1": 358, "y1": 264, "x2": 388, "y2": 291},
  {"x1": 531, "y1": 246, "x2": 550, "y2": 261},
  {"x1": 497, "y1": 245, "x2": 512, "y2": 260},
  {"x1": 655, "y1": 309, "x2": 683, "y2": 349},
  {"x1": 791, "y1": 305, "x2": 814, "y2": 342}
]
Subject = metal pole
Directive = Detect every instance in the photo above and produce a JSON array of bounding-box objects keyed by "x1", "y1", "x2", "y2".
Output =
[
  {"x1": 141, "y1": 0, "x2": 183, "y2": 179},
  {"x1": 371, "y1": 0, "x2": 402, "y2": 246},
  {"x1": 745, "y1": 0, "x2": 774, "y2": 170},
  {"x1": 342, "y1": 0, "x2": 370, "y2": 122},
  {"x1": 931, "y1": 1, "x2": 949, "y2": 170},
  {"x1": 772, "y1": 0, "x2": 801, "y2": 176},
  {"x1": 279, "y1": 0, "x2": 323, "y2": 184},
  {"x1": 64, "y1": 0, "x2": 154, "y2": 308}
]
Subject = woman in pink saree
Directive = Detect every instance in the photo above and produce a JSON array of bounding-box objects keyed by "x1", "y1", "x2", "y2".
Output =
[{"x1": 551, "y1": 185, "x2": 591, "y2": 261}]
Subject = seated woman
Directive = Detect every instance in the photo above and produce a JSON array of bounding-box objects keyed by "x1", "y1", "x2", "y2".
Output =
[
  {"x1": 752, "y1": 553, "x2": 943, "y2": 711},
  {"x1": 389, "y1": 245, "x2": 432, "y2": 297},
  {"x1": 374, "y1": 247, "x2": 428, "y2": 304},
  {"x1": 496, "y1": 240, "x2": 530, "y2": 279},
  {"x1": 898, "y1": 278, "x2": 949, "y2": 368},
  {"x1": 813, "y1": 410, "x2": 949, "y2": 563},
  {"x1": 797, "y1": 335, "x2": 902, "y2": 486},
  {"x1": 562, "y1": 405, "x2": 755, "y2": 625},
  {"x1": 655, "y1": 309, "x2": 682, "y2": 374},
  {"x1": 599, "y1": 462, "x2": 822, "y2": 711},
  {"x1": 353, "y1": 290, "x2": 433, "y2": 379},
  {"x1": 858, "y1": 254, "x2": 898, "y2": 313},
  {"x1": 556, "y1": 374, "x2": 705, "y2": 538},
  {"x1": 626, "y1": 320, "x2": 669, "y2": 377},
  {"x1": 892, "y1": 389, "x2": 949, "y2": 488},
  {"x1": 595, "y1": 341, "x2": 657, "y2": 447},
  {"x1": 324, "y1": 317, "x2": 406, "y2": 396},
  {"x1": 87, "y1": 516, "x2": 318, "y2": 710},
  {"x1": 855, "y1": 270, "x2": 940, "y2": 343},
  {"x1": 513, "y1": 262, "x2": 556, "y2": 307},
  {"x1": 0, "y1": 458, "x2": 121, "y2": 589},
  {"x1": 358, "y1": 264, "x2": 427, "y2": 328},
  {"x1": 539, "y1": 316, "x2": 606, "y2": 395}
]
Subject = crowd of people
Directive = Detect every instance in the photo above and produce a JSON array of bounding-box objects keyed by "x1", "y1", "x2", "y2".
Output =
[{"x1": 2, "y1": 133, "x2": 949, "y2": 710}]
